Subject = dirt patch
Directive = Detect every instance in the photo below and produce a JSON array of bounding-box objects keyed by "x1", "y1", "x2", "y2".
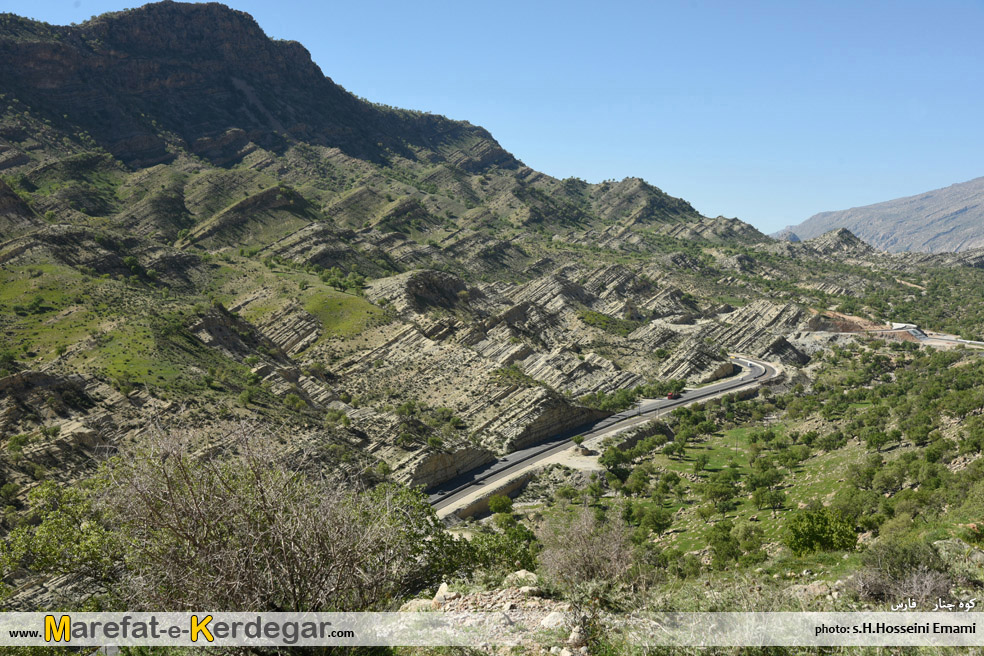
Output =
[
  {"x1": 878, "y1": 330, "x2": 921, "y2": 343},
  {"x1": 895, "y1": 278, "x2": 926, "y2": 291},
  {"x1": 811, "y1": 310, "x2": 888, "y2": 333}
]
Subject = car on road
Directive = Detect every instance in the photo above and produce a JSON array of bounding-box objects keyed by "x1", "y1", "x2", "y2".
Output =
[{"x1": 666, "y1": 391, "x2": 681, "y2": 400}]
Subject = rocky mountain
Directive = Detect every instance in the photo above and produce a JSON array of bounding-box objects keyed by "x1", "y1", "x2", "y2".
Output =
[
  {"x1": 771, "y1": 227, "x2": 800, "y2": 243},
  {"x1": 802, "y1": 228, "x2": 874, "y2": 257},
  {"x1": 0, "y1": 2, "x2": 514, "y2": 171},
  {"x1": 780, "y1": 176, "x2": 984, "y2": 253},
  {"x1": 2, "y1": 1, "x2": 984, "y2": 507}
]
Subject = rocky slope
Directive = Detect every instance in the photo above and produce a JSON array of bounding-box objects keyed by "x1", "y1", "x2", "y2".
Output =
[{"x1": 780, "y1": 176, "x2": 984, "y2": 253}]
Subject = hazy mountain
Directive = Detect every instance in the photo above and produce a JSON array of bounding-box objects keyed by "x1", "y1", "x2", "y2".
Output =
[
  {"x1": 779, "y1": 176, "x2": 984, "y2": 253},
  {"x1": 771, "y1": 227, "x2": 800, "y2": 243}
]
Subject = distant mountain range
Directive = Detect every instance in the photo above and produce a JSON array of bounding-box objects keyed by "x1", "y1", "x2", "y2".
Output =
[{"x1": 777, "y1": 176, "x2": 984, "y2": 253}]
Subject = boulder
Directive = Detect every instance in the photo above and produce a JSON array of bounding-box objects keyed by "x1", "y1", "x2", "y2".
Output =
[
  {"x1": 788, "y1": 581, "x2": 830, "y2": 600},
  {"x1": 933, "y1": 538, "x2": 984, "y2": 575},
  {"x1": 503, "y1": 569, "x2": 539, "y2": 587},
  {"x1": 540, "y1": 611, "x2": 567, "y2": 629},
  {"x1": 431, "y1": 582, "x2": 451, "y2": 609},
  {"x1": 398, "y1": 599, "x2": 432, "y2": 612}
]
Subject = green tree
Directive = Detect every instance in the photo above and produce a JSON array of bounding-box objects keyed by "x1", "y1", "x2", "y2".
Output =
[
  {"x1": 708, "y1": 520, "x2": 741, "y2": 569},
  {"x1": 623, "y1": 467, "x2": 650, "y2": 496},
  {"x1": 284, "y1": 393, "x2": 306, "y2": 411},
  {"x1": 704, "y1": 470, "x2": 740, "y2": 518},
  {"x1": 734, "y1": 522, "x2": 767, "y2": 565},
  {"x1": 0, "y1": 482, "x2": 20, "y2": 503},
  {"x1": 696, "y1": 504, "x2": 715, "y2": 524},
  {"x1": 864, "y1": 430, "x2": 891, "y2": 452},
  {"x1": 586, "y1": 480, "x2": 605, "y2": 503},
  {"x1": 598, "y1": 446, "x2": 630, "y2": 481},
  {"x1": 470, "y1": 523, "x2": 539, "y2": 580},
  {"x1": 488, "y1": 494, "x2": 513, "y2": 515},
  {"x1": 784, "y1": 506, "x2": 857, "y2": 556},
  {"x1": 0, "y1": 481, "x2": 113, "y2": 583},
  {"x1": 764, "y1": 489, "x2": 786, "y2": 518},
  {"x1": 640, "y1": 507, "x2": 673, "y2": 536}
]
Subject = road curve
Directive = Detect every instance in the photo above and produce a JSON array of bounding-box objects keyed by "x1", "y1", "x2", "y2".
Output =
[{"x1": 429, "y1": 355, "x2": 779, "y2": 512}]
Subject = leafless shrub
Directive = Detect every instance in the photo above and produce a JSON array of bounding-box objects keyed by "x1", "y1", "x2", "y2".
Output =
[
  {"x1": 853, "y1": 537, "x2": 953, "y2": 603},
  {"x1": 854, "y1": 566, "x2": 952, "y2": 604},
  {"x1": 101, "y1": 423, "x2": 461, "y2": 611},
  {"x1": 536, "y1": 506, "x2": 635, "y2": 601}
]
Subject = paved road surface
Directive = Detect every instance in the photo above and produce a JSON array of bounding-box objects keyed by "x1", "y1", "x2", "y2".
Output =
[
  {"x1": 429, "y1": 355, "x2": 778, "y2": 512},
  {"x1": 860, "y1": 327, "x2": 984, "y2": 347}
]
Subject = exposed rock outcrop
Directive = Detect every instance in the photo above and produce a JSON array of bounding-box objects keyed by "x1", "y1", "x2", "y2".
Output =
[
  {"x1": 803, "y1": 228, "x2": 875, "y2": 257},
  {"x1": 397, "y1": 446, "x2": 496, "y2": 490},
  {"x1": 697, "y1": 301, "x2": 812, "y2": 365},
  {"x1": 0, "y1": 178, "x2": 41, "y2": 239},
  {"x1": 472, "y1": 387, "x2": 609, "y2": 452},
  {"x1": 365, "y1": 269, "x2": 472, "y2": 316}
]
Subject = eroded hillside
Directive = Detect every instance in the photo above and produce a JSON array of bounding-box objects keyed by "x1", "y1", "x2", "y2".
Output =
[{"x1": 2, "y1": 1, "x2": 984, "y2": 506}]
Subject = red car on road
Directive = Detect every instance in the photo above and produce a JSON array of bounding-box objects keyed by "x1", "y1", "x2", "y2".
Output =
[{"x1": 666, "y1": 391, "x2": 681, "y2": 400}]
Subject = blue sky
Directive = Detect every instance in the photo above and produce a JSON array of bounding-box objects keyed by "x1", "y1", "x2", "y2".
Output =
[{"x1": 4, "y1": 0, "x2": 983, "y2": 232}]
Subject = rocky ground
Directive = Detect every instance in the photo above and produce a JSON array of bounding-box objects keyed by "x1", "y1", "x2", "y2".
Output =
[
  {"x1": 393, "y1": 536, "x2": 984, "y2": 654},
  {"x1": 398, "y1": 571, "x2": 590, "y2": 655}
]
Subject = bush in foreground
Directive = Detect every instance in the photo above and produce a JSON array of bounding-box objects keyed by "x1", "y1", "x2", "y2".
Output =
[{"x1": 2, "y1": 425, "x2": 467, "y2": 612}]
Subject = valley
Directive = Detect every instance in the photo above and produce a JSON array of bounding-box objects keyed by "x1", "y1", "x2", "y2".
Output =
[{"x1": 431, "y1": 355, "x2": 778, "y2": 518}]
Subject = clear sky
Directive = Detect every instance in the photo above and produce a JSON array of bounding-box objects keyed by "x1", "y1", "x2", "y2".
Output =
[{"x1": 4, "y1": 0, "x2": 983, "y2": 233}]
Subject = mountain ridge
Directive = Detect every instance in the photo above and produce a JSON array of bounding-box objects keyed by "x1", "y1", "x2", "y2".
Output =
[
  {"x1": 0, "y1": 1, "x2": 518, "y2": 171},
  {"x1": 0, "y1": 1, "x2": 713, "y2": 240},
  {"x1": 779, "y1": 176, "x2": 984, "y2": 253},
  {"x1": 0, "y1": 0, "x2": 789, "y2": 504}
]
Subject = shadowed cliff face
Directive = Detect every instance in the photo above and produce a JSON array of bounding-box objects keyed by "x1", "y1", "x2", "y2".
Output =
[{"x1": 0, "y1": 1, "x2": 518, "y2": 169}]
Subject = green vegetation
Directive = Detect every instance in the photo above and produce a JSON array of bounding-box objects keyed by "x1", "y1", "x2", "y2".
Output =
[
  {"x1": 579, "y1": 309, "x2": 642, "y2": 337},
  {"x1": 487, "y1": 494, "x2": 513, "y2": 515},
  {"x1": 861, "y1": 267, "x2": 984, "y2": 339},
  {"x1": 302, "y1": 289, "x2": 387, "y2": 340},
  {"x1": 0, "y1": 428, "x2": 468, "y2": 611},
  {"x1": 579, "y1": 379, "x2": 685, "y2": 412},
  {"x1": 491, "y1": 363, "x2": 545, "y2": 388},
  {"x1": 473, "y1": 338, "x2": 984, "y2": 645},
  {"x1": 784, "y1": 506, "x2": 858, "y2": 555}
]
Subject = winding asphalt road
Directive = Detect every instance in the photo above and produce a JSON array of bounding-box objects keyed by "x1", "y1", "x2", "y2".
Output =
[{"x1": 429, "y1": 355, "x2": 779, "y2": 512}]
